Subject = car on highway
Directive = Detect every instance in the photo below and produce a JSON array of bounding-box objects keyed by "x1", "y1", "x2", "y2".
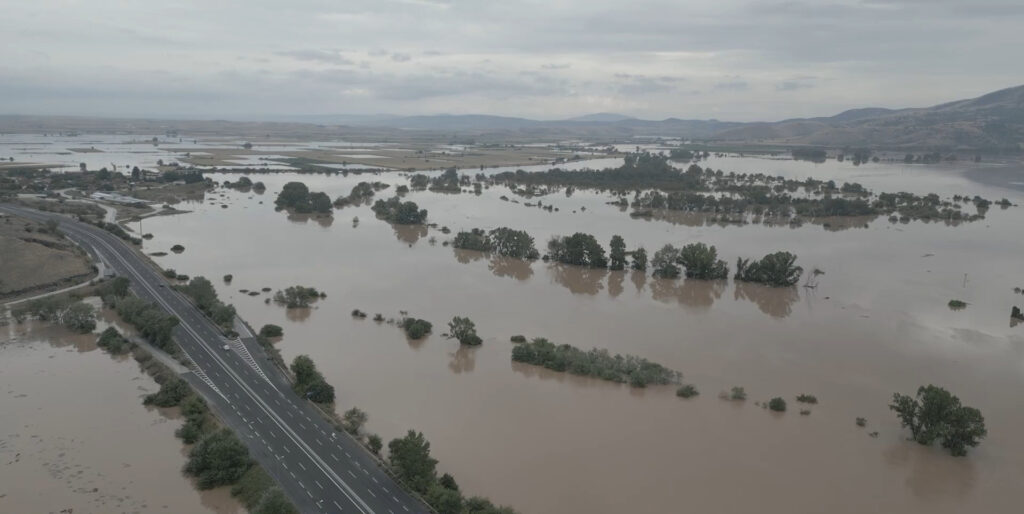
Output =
[{"x1": 222, "y1": 344, "x2": 230, "y2": 351}]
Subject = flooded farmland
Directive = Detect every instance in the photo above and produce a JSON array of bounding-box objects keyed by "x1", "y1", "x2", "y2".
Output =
[
  {"x1": 0, "y1": 309, "x2": 240, "y2": 514},
  {"x1": 130, "y1": 154, "x2": 1024, "y2": 514}
]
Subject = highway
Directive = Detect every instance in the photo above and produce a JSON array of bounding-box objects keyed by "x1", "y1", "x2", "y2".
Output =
[{"x1": 1, "y1": 204, "x2": 430, "y2": 514}]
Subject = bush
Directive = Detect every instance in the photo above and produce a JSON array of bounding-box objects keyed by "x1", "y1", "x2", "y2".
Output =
[
  {"x1": 768, "y1": 397, "x2": 787, "y2": 412},
  {"x1": 273, "y1": 285, "x2": 322, "y2": 308},
  {"x1": 510, "y1": 335, "x2": 526, "y2": 343},
  {"x1": 856, "y1": 417, "x2": 867, "y2": 427},
  {"x1": 351, "y1": 309, "x2": 367, "y2": 318},
  {"x1": 170, "y1": 244, "x2": 185, "y2": 253},
  {"x1": 676, "y1": 384, "x2": 699, "y2": 398},
  {"x1": 796, "y1": 394, "x2": 818, "y2": 404},
  {"x1": 729, "y1": 386, "x2": 747, "y2": 401},
  {"x1": 184, "y1": 429, "x2": 253, "y2": 489},
  {"x1": 96, "y1": 327, "x2": 132, "y2": 354},
  {"x1": 367, "y1": 434, "x2": 382, "y2": 455},
  {"x1": 800, "y1": 409, "x2": 811, "y2": 416},
  {"x1": 401, "y1": 318, "x2": 433, "y2": 340},
  {"x1": 259, "y1": 324, "x2": 283, "y2": 338},
  {"x1": 223, "y1": 274, "x2": 233, "y2": 283},
  {"x1": 144, "y1": 376, "x2": 191, "y2": 407},
  {"x1": 371, "y1": 196, "x2": 428, "y2": 224},
  {"x1": 948, "y1": 299, "x2": 967, "y2": 310},
  {"x1": 163, "y1": 268, "x2": 178, "y2": 278},
  {"x1": 342, "y1": 407, "x2": 368, "y2": 434}
]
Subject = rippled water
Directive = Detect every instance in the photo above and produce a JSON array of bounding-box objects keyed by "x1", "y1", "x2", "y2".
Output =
[
  {"x1": 130, "y1": 158, "x2": 1024, "y2": 513},
  {"x1": 0, "y1": 305, "x2": 239, "y2": 514}
]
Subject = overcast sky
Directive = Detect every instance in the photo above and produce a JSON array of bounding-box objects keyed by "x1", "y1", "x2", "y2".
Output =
[{"x1": 1, "y1": 0, "x2": 1022, "y2": 121}]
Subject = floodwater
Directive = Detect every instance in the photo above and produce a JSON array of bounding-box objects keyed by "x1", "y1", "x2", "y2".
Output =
[
  {"x1": 0, "y1": 306, "x2": 240, "y2": 514},
  {"x1": 136, "y1": 156, "x2": 1024, "y2": 513}
]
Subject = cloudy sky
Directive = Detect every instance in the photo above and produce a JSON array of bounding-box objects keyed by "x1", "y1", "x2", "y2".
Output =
[{"x1": 2, "y1": 0, "x2": 1022, "y2": 121}]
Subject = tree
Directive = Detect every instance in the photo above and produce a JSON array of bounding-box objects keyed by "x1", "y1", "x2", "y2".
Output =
[
  {"x1": 547, "y1": 233, "x2": 607, "y2": 268},
  {"x1": 184, "y1": 429, "x2": 253, "y2": 489},
  {"x1": 439, "y1": 473, "x2": 459, "y2": 491},
  {"x1": 367, "y1": 434, "x2": 382, "y2": 455},
  {"x1": 426, "y1": 483, "x2": 463, "y2": 514},
  {"x1": 401, "y1": 318, "x2": 432, "y2": 339},
  {"x1": 64, "y1": 301, "x2": 97, "y2": 333},
  {"x1": 631, "y1": 247, "x2": 648, "y2": 271},
  {"x1": 388, "y1": 430, "x2": 438, "y2": 493},
  {"x1": 768, "y1": 397, "x2": 787, "y2": 412},
  {"x1": 448, "y1": 316, "x2": 482, "y2": 346},
  {"x1": 275, "y1": 181, "x2": 310, "y2": 209},
  {"x1": 608, "y1": 235, "x2": 626, "y2": 270},
  {"x1": 342, "y1": 407, "x2": 368, "y2": 435},
  {"x1": 651, "y1": 244, "x2": 681, "y2": 278},
  {"x1": 489, "y1": 227, "x2": 539, "y2": 259},
  {"x1": 678, "y1": 243, "x2": 728, "y2": 280},
  {"x1": 889, "y1": 385, "x2": 987, "y2": 456}
]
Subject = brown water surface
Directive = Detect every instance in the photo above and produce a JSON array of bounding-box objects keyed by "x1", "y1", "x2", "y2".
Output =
[
  {"x1": 0, "y1": 313, "x2": 240, "y2": 514},
  {"x1": 138, "y1": 162, "x2": 1024, "y2": 513}
]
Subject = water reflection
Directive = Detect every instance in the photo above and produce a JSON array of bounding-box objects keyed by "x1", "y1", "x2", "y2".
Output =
[
  {"x1": 286, "y1": 212, "x2": 334, "y2": 228},
  {"x1": 630, "y1": 270, "x2": 647, "y2": 293},
  {"x1": 285, "y1": 307, "x2": 313, "y2": 322},
  {"x1": 448, "y1": 344, "x2": 477, "y2": 374},
  {"x1": 393, "y1": 223, "x2": 428, "y2": 244},
  {"x1": 650, "y1": 278, "x2": 726, "y2": 311},
  {"x1": 607, "y1": 271, "x2": 624, "y2": 298},
  {"x1": 734, "y1": 282, "x2": 800, "y2": 318},
  {"x1": 488, "y1": 256, "x2": 533, "y2": 281},
  {"x1": 882, "y1": 443, "x2": 977, "y2": 501},
  {"x1": 549, "y1": 264, "x2": 607, "y2": 295},
  {"x1": 453, "y1": 248, "x2": 484, "y2": 264}
]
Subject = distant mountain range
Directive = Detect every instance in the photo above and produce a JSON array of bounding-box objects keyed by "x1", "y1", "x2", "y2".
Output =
[
  {"x1": 2, "y1": 85, "x2": 1021, "y2": 150},
  {"x1": 326, "y1": 84, "x2": 1024, "y2": 150}
]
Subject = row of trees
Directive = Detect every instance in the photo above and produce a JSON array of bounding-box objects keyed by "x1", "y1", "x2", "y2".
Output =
[
  {"x1": 334, "y1": 181, "x2": 388, "y2": 207},
  {"x1": 290, "y1": 355, "x2": 335, "y2": 404},
  {"x1": 274, "y1": 181, "x2": 332, "y2": 214},
  {"x1": 543, "y1": 233, "x2": 803, "y2": 287},
  {"x1": 451, "y1": 227, "x2": 540, "y2": 259},
  {"x1": 108, "y1": 295, "x2": 180, "y2": 353},
  {"x1": 372, "y1": 196, "x2": 428, "y2": 224},
  {"x1": 177, "y1": 276, "x2": 237, "y2": 329},
  {"x1": 511, "y1": 337, "x2": 681, "y2": 387}
]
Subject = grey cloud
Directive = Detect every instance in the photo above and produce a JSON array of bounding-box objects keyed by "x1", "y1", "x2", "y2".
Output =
[
  {"x1": 391, "y1": 53, "x2": 412, "y2": 62},
  {"x1": 714, "y1": 80, "x2": 749, "y2": 91},
  {"x1": 277, "y1": 50, "x2": 353, "y2": 65},
  {"x1": 776, "y1": 81, "x2": 813, "y2": 91}
]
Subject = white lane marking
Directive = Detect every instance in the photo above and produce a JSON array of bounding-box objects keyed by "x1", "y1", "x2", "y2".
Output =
[
  {"x1": 371, "y1": 477, "x2": 379, "y2": 484},
  {"x1": 367, "y1": 489, "x2": 376, "y2": 498},
  {"x1": 402, "y1": 506, "x2": 410, "y2": 512},
  {"x1": 299, "y1": 481, "x2": 306, "y2": 490},
  {"x1": 315, "y1": 480, "x2": 324, "y2": 489},
  {"x1": 298, "y1": 461, "x2": 307, "y2": 471},
  {"x1": 347, "y1": 470, "x2": 357, "y2": 478},
  {"x1": 59, "y1": 226, "x2": 379, "y2": 514},
  {"x1": 317, "y1": 438, "x2": 323, "y2": 445},
  {"x1": 331, "y1": 453, "x2": 339, "y2": 461},
  {"x1": 334, "y1": 500, "x2": 344, "y2": 511},
  {"x1": 306, "y1": 490, "x2": 313, "y2": 498}
]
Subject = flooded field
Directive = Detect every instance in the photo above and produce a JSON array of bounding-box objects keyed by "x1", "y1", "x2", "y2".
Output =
[
  {"x1": 0, "y1": 308, "x2": 240, "y2": 514},
  {"x1": 130, "y1": 153, "x2": 1024, "y2": 513}
]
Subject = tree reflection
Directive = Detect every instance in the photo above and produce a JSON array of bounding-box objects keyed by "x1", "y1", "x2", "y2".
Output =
[
  {"x1": 488, "y1": 256, "x2": 533, "y2": 281},
  {"x1": 650, "y1": 277, "x2": 725, "y2": 311},
  {"x1": 393, "y1": 223, "x2": 427, "y2": 244},
  {"x1": 607, "y1": 270, "x2": 625, "y2": 298},
  {"x1": 453, "y1": 248, "x2": 485, "y2": 264},
  {"x1": 448, "y1": 344, "x2": 476, "y2": 374},
  {"x1": 733, "y1": 282, "x2": 799, "y2": 318},
  {"x1": 549, "y1": 264, "x2": 607, "y2": 295}
]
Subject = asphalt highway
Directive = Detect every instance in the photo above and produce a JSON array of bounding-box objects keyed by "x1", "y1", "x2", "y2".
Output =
[{"x1": 1, "y1": 204, "x2": 430, "y2": 514}]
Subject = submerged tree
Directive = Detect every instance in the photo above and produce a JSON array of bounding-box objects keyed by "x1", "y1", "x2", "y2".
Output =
[
  {"x1": 651, "y1": 244, "x2": 681, "y2": 278},
  {"x1": 608, "y1": 235, "x2": 627, "y2": 271},
  {"x1": 734, "y1": 251, "x2": 803, "y2": 286},
  {"x1": 678, "y1": 242, "x2": 728, "y2": 280},
  {"x1": 448, "y1": 316, "x2": 482, "y2": 346},
  {"x1": 631, "y1": 247, "x2": 648, "y2": 272},
  {"x1": 889, "y1": 385, "x2": 987, "y2": 456}
]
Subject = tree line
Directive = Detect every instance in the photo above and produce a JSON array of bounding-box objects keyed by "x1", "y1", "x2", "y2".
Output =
[
  {"x1": 511, "y1": 337, "x2": 681, "y2": 388},
  {"x1": 274, "y1": 181, "x2": 332, "y2": 214}
]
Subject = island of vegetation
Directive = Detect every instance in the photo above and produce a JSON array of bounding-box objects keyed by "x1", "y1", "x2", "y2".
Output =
[
  {"x1": 371, "y1": 196, "x2": 428, "y2": 224},
  {"x1": 451, "y1": 227, "x2": 540, "y2": 259},
  {"x1": 274, "y1": 181, "x2": 332, "y2": 214},
  {"x1": 511, "y1": 337, "x2": 681, "y2": 387},
  {"x1": 273, "y1": 285, "x2": 325, "y2": 308}
]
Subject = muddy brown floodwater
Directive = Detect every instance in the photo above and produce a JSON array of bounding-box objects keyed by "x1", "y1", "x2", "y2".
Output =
[
  {"x1": 139, "y1": 159, "x2": 1024, "y2": 513},
  {"x1": 0, "y1": 305, "x2": 240, "y2": 514}
]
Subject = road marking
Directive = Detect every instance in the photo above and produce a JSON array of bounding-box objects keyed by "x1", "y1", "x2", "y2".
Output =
[
  {"x1": 299, "y1": 422, "x2": 307, "y2": 429},
  {"x1": 316, "y1": 438, "x2": 323, "y2": 445},
  {"x1": 402, "y1": 505, "x2": 409, "y2": 512},
  {"x1": 290, "y1": 471, "x2": 296, "y2": 478},
  {"x1": 306, "y1": 490, "x2": 313, "y2": 498},
  {"x1": 334, "y1": 500, "x2": 344, "y2": 511},
  {"x1": 298, "y1": 461, "x2": 307, "y2": 471},
  {"x1": 371, "y1": 477, "x2": 379, "y2": 484},
  {"x1": 367, "y1": 489, "x2": 376, "y2": 498},
  {"x1": 299, "y1": 481, "x2": 306, "y2": 489},
  {"x1": 347, "y1": 470, "x2": 357, "y2": 478},
  {"x1": 315, "y1": 480, "x2": 324, "y2": 489},
  {"x1": 331, "y1": 453, "x2": 339, "y2": 461},
  {"x1": 48, "y1": 222, "x2": 383, "y2": 514}
]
